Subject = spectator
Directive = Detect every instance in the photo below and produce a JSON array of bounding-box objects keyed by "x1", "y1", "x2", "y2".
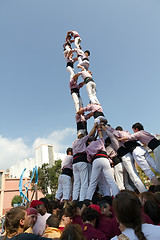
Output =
[
  {"x1": 42, "y1": 215, "x2": 61, "y2": 238},
  {"x1": 0, "y1": 206, "x2": 51, "y2": 240},
  {"x1": 81, "y1": 207, "x2": 106, "y2": 240},
  {"x1": 111, "y1": 190, "x2": 160, "y2": 240},
  {"x1": 60, "y1": 224, "x2": 85, "y2": 240},
  {"x1": 25, "y1": 208, "x2": 37, "y2": 233}
]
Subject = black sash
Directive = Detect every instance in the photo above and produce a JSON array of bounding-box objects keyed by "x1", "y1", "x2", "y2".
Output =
[
  {"x1": 117, "y1": 146, "x2": 129, "y2": 158},
  {"x1": 93, "y1": 111, "x2": 104, "y2": 119},
  {"x1": 124, "y1": 141, "x2": 140, "y2": 153},
  {"x1": 112, "y1": 156, "x2": 122, "y2": 166},
  {"x1": 77, "y1": 121, "x2": 87, "y2": 131},
  {"x1": 67, "y1": 62, "x2": 74, "y2": 68},
  {"x1": 148, "y1": 138, "x2": 160, "y2": 150},
  {"x1": 92, "y1": 151, "x2": 108, "y2": 161},
  {"x1": 82, "y1": 57, "x2": 89, "y2": 61},
  {"x1": 71, "y1": 88, "x2": 79, "y2": 95},
  {"x1": 73, "y1": 152, "x2": 88, "y2": 164},
  {"x1": 84, "y1": 77, "x2": 94, "y2": 84},
  {"x1": 61, "y1": 168, "x2": 73, "y2": 177}
]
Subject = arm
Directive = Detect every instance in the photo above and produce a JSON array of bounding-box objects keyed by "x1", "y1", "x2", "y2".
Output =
[
  {"x1": 73, "y1": 56, "x2": 78, "y2": 63},
  {"x1": 79, "y1": 81, "x2": 85, "y2": 88},
  {"x1": 77, "y1": 65, "x2": 85, "y2": 70},
  {"x1": 88, "y1": 70, "x2": 92, "y2": 75},
  {"x1": 77, "y1": 108, "x2": 84, "y2": 115},
  {"x1": 84, "y1": 112, "x2": 94, "y2": 120},
  {"x1": 89, "y1": 122, "x2": 98, "y2": 137},
  {"x1": 98, "y1": 125, "x2": 103, "y2": 138}
]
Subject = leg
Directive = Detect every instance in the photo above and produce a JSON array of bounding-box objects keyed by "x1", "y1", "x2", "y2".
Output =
[
  {"x1": 114, "y1": 163, "x2": 125, "y2": 190},
  {"x1": 67, "y1": 66, "x2": 75, "y2": 79},
  {"x1": 72, "y1": 163, "x2": 81, "y2": 200},
  {"x1": 101, "y1": 158, "x2": 119, "y2": 197},
  {"x1": 133, "y1": 146, "x2": 158, "y2": 185},
  {"x1": 74, "y1": 37, "x2": 81, "y2": 49},
  {"x1": 55, "y1": 175, "x2": 63, "y2": 200},
  {"x1": 122, "y1": 153, "x2": 147, "y2": 193},
  {"x1": 62, "y1": 175, "x2": 72, "y2": 201},
  {"x1": 71, "y1": 92, "x2": 80, "y2": 112},
  {"x1": 98, "y1": 172, "x2": 111, "y2": 196},
  {"x1": 86, "y1": 159, "x2": 102, "y2": 200},
  {"x1": 154, "y1": 145, "x2": 160, "y2": 172},
  {"x1": 78, "y1": 162, "x2": 89, "y2": 201},
  {"x1": 86, "y1": 82, "x2": 100, "y2": 105}
]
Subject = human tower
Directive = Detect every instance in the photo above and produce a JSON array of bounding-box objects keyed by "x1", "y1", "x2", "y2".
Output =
[{"x1": 55, "y1": 30, "x2": 160, "y2": 202}]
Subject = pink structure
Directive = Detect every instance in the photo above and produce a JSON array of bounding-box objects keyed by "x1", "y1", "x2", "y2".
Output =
[{"x1": 0, "y1": 170, "x2": 44, "y2": 216}]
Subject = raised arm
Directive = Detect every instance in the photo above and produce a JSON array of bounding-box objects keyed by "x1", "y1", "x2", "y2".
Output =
[{"x1": 89, "y1": 122, "x2": 98, "y2": 137}]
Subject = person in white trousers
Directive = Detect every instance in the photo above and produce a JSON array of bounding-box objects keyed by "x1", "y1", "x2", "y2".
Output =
[
  {"x1": 55, "y1": 148, "x2": 73, "y2": 202},
  {"x1": 102, "y1": 125, "x2": 147, "y2": 193},
  {"x1": 72, "y1": 122, "x2": 97, "y2": 201},
  {"x1": 86, "y1": 124, "x2": 119, "y2": 200}
]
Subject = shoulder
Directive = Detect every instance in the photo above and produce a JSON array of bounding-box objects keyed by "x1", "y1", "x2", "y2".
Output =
[{"x1": 17, "y1": 233, "x2": 52, "y2": 240}]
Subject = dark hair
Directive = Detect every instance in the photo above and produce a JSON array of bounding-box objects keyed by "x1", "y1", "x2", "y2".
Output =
[
  {"x1": 65, "y1": 201, "x2": 77, "y2": 218},
  {"x1": 83, "y1": 199, "x2": 91, "y2": 207},
  {"x1": 144, "y1": 200, "x2": 160, "y2": 225},
  {"x1": 98, "y1": 200, "x2": 108, "y2": 210},
  {"x1": 81, "y1": 207, "x2": 99, "y2": 223},
  {"x1": 48, "y1": 200, "x2": 62, "y2": 214},
  {"x1": 101, "y1": 196, "x2": 113, "y2": 206},
  {"x1": 115, "y1": 126, "x2": 123, "y2": 131},
  {"x1": 46, "y1": 215, "x2": 60, "y2": 228},
  {"x1": 39, "y1": 198, "x2": 49, "y2": 211},
  {"x1": 84, "y1": 50, "x2": 90, "y2": 56},
  {"x1": 60, "y1": 224, "x2": 85, "y2": 240},
  {"x1": 113, "y1": 190, "x2": 147, "y2": 240},
  {"x1": 4, "y1": 207, "x2": 26, "y2": 236},
  {"x1": 132, "y1": 123, "x2": 144, "y2": 131},
  {"x1": 66, "y1": 147, "x2": 73, "y2": 155}
]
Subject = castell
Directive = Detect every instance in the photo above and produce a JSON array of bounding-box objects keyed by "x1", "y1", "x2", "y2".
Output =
[{"x1": 55, "y1": 30, "x2": 160, "y2": 203}]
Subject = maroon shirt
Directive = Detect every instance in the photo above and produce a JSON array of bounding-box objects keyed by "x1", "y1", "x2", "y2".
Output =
[
  {"x1": 96, "y1": 214, "x2": 114, "y2": 240},
  {"x1": 72, "y1": 215, "x2": 84, "y2": 228},
  {"x1": 83, "y1": 223, "x2": 106, "y2": 240}
]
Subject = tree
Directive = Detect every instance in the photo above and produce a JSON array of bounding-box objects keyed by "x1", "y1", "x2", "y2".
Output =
[
  {"x1": 11, "y1": 195, "x2": 22, "y2": 207},
  {"x1": 30, "y1": 160, "x2": 61, "y2": 198}
]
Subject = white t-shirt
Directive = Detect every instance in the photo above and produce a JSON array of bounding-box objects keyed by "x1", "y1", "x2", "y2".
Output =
[{"x1": 111, "y1": 223, "x2": 160, "y2": 240}]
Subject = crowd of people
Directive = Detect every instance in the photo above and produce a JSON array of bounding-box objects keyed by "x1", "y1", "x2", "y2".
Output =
[
  {"x1": 1, "y1": 30, "x2": 160, "y2": 240},
  {"x1": 1, "y1": 190, "x2": 160, "y2": 240}
]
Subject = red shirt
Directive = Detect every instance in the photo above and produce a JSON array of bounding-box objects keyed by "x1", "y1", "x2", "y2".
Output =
[{"x1": 83, "y1": 223, "x2": 106, "y2": 240}]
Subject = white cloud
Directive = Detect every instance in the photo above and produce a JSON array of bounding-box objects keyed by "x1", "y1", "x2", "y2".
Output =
[
  {"x1": 0, "y1": 128, "x2": 76, "y2": 171},
  {"x1": 32, "y1": 127, "x2": 76, "y2": 153},
  {"x1": 0, "y1": 136, "x2": 31, "y2": 170}
]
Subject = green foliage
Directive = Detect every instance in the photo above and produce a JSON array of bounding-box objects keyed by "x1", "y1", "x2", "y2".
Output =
[
  {"x1": 30, "y1": 160, "x2": 61, "y2": 198},
  {"x1": 11, "y1": 195, "x2": 22, "y2": 206}
]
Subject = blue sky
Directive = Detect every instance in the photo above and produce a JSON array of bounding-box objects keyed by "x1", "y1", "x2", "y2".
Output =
[{"x1": 0, "y1": 0, "x2": 160, "y2": 170}]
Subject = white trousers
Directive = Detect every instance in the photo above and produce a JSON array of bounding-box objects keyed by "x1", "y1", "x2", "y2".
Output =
[
  {"x1": 55, "y1": 174, "x2": 72, "y2": 201},
  {"x1": 86, "y1": 81, "x2": 100, "y2": 105},
  {"x1": 73, "y1": 162, "x2": 89, "y2": 201},
  {"x1": 77, "y1": 59, "x2": 89, "y2": 70},
  {"x1": 98, "y1": 170, "x2": 113, "y2": 196},
  {"x1": 67, "y1": 66, "x2": 75, "y2": 80},
  {"x1": 122, "y1": 152, "x2": 147, "y2": 193},
  {"x1": 154, "y1": 145, "x2": 160, "y2": 172},
  {"x1": 71, "y1": 92, "x2": 83, "y2": 112},
  {"x1": 132, "y1": 146, "x2": 156, "y2": 180},
  {"x1": 63, "y1": 45, "x2": 71, "y2": 57},
  {"x1": 114, "y1": 162, "x2": 135, "y2": 191},
  {"x1": 74, "y1": 37, "x2": 81, "y2": 49},
  {"x1": 86, "y1": 157, "x2": 119, "y2": 200}
]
